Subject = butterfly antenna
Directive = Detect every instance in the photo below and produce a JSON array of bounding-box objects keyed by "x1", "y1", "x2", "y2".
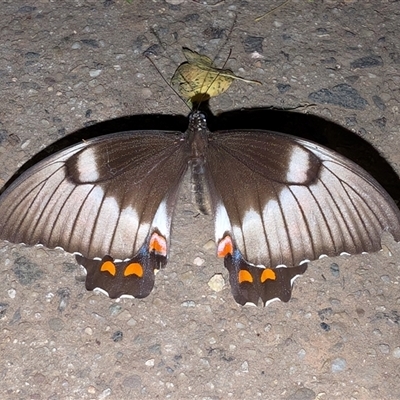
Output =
[
  {"x1": 144, "y1": 52, "x2": 191, "y2": 112},
  {"x1": 198, "y1": 14, "x2": 237, "y2": 103},
  {"x1": 255, "y1": 0, "x2": 290, "y2": 22},
  {"x1": 212, "y1": 12, "x2": 237, "y2": 65}
]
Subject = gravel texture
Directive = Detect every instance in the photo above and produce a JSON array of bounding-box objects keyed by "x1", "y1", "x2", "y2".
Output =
[{"x1": 1, "y1": 1, "x2": 400, "y2": 399}]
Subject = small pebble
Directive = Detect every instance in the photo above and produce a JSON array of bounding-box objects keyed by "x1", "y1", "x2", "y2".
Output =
[
  {"x1": 264, "y1": 323, "x2": 272, "y2": 332},
  {"x1": 392, "y1": 347, "x2": 400, "y2": 358},
  {"x1": 318, "y1": 307, "x2": 333, "y2": 320},
  {"x1": 378, "y1": 344, "x2": 390, "y2": 354},
  {"x1": 141, "y1": 88, "x2": 152, "y2": 99},
  {"x1": 98, "y1": 388, "x2": 111, "y2": 399},
  {"x1": 240, "y1": 361, "x2": 249, "y2": 373},
  {"x1": 89, "y1": 69, "x2": 102, "y2": 78},
  {"x1": 356, "y1": 308, "x2": 365, "y2": 317},
  {"x1": 298, "y1": 349, "x2": 306, "y2": 359},
  {"x1": 208, "y1": 274, "x2": 225, "y2": 292},
  {"x1": 87, "y1": 386, "x2": 96, "y2": 394},
  {"x1": 320, "y1": 322, "x2": 331, "y2": 332},
  {"x1": 84, "y1": 327, "x2": 93, "y2": 335},
  {"x1": 180, "y1": 270, "x2": 194, "y2": 285},
  {"x1": 331, "y1": 358, "x2": 346, "y2": 373},
  {"x1": 203, "y1": 239, "x2": 216, "y2": 251},
  {"x1": 181, "y1": 300, "x2": 196, "y2": 307},
  {"x1": 122, "y1": 374, "x2": 141, "y2": 389},
  {"x1": 330, "y1": 263, "x2": 340, "y2": 277},
  {"x1": 57, "y1": 288, "x2": 70, "y2": 312},
  {"x1": 206, "y1": 382, "x2": 215, "y2": 390},
  {"x1": 200, "y1": 358, "x2": 210, "y2": 366},
  {"x1": 109, "y1": 304, "x2": 122, "y2": 316},
  {"x1": 94, "y1": 85, "x2": 105, "y2": 94},
  {"x1": 112, "y1": 331, "x2": 123, "y2": 342},
  {"x1": 48, "y1": 318, "x2": 65, "y2": 332},
  {"x1": 287, "y1": 387, "x2": 316, "y2": 400},
  {"x1": 193, "y1": 256, "x2": 204, "y2": 266},
  {"x1": 0, "y1": 303, "x2": 9, "y2": 318},
  {"x1": 127, "y1": 318, "x2": 137, "y2": 327}
]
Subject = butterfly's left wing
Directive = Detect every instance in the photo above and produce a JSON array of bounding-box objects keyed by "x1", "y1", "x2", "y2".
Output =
[
  {"x1": 206, "y1": 129, "x2": 400, "y2": 306},
  {"x1": 0, "y1": 131, "x2": 188, "y2": 298}
]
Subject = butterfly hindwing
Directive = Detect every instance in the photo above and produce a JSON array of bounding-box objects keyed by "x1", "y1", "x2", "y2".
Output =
[
  {"x1": 76, "y1": 231, "x2": 167, "y2": 299},
  {"x1": 225, "y1": 247, "x2": 308, "y2": 306}
]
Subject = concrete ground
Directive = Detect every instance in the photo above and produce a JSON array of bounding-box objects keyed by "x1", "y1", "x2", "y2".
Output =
[{"x1": 0, "y1": 0, "x2": 400, "y2": 399}]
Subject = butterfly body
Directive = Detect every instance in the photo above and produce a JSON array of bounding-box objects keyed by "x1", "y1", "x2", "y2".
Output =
[{"x1": 1, "y1": 111, "x2": 399, "y2": 305}]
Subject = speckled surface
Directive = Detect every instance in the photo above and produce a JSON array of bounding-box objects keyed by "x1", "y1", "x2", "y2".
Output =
[{"x1": 1, "y1": 1, "x2": 400, "y2": 399}]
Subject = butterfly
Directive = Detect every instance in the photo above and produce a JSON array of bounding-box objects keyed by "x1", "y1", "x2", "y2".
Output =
[{"x1": 0, "y1": 107, "x2": 399, "y2": 306}]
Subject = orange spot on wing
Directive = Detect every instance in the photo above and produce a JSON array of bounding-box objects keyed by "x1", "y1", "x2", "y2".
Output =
[
  {"x1": 217, "y1": 236, "x2": 233, "y2": 258},
  {"x1": 101, "y1": 260, "x2": 116, "y2": 276},
  {"x1": 238, "y1": 270, "x2": 253, "y2": 283},
  {"x1": 149, "y1": 232, "x2": 167, "y2": 256},
  {"x1": 124, "y1": 262, "x2": 143, "y2": 278},
  {"x1": 261, "y1": 268, "x2": 276, "y2": 282}
]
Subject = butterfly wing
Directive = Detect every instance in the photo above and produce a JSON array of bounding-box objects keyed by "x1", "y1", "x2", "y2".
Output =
[
  {"x1": 206, "y1": 130, "x2": 400, "y2": 305},
  {"x1": 0, "y1": 131, "x2": 188, "y2": 298}
]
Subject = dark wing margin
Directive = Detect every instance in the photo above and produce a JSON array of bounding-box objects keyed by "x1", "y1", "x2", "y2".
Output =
[{"x1": 206, "y1": 130, "x2": 400, "y2": 306}]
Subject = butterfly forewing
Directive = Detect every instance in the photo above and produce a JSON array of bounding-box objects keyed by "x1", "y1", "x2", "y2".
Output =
[
  {"x1": 207, "y1": 129, "x2": 400, "y2": 263},
  {"x1": 1, "y1": 131, "x2": 188, "y2": 258}
]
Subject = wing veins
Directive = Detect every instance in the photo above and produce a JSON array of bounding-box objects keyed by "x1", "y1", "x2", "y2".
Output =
[
  {"x1": 64, "y1": 184, "x2": 97, "y2": 253},
  {"x1": 12, "y1": 165, "x2": 65, "y2": 243},
  {"x1": 287, "y1": 185, "x2": 315, "y2": 263},
  {"x1": 326, "y1": 165, "x2": 379, "y2": 248},
  {"x1": 255, "y1": 180, "x2": 273, "y2": 266},
  {"x1": 318, "y1": 172, "x2": 358, "y2": 251}
]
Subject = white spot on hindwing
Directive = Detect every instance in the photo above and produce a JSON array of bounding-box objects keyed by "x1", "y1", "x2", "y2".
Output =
[
  {"x1": 286, "y1": 146, "x2": 311, "y2": 184},
  {"x1": 151, "y1": 200, "x2": 169, "y2": 239},
  {"x1": 75, "y1": 147, "x2": 99, "y2": 182},
  {"x1": 214, "y1": 203, "x2": 232, "y2": 242},
  {"x1": 119, "y1": 205, "x2": 139, "y2": 229}
]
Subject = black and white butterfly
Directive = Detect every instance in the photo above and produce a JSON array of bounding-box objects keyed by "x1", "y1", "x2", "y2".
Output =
[{"x1": 0, "y1": 109, "x2": 399, "y2": 306}]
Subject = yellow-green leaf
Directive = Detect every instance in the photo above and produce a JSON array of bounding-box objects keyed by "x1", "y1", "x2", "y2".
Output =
[{"x1": 171, "y1": 47, "x2": 261, "y2": 103}]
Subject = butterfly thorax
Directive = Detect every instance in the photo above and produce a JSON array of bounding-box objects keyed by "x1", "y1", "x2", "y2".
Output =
[{"x1": 186, "y1": 111, "x2": 209, "y2": 159}]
